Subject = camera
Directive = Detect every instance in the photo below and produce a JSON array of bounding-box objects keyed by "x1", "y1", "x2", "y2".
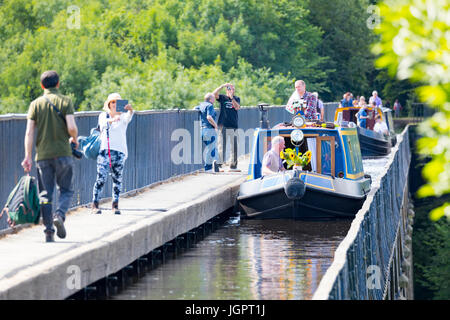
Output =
[{"x1": 71, "y1": 142, "x2": 83, "y2": 159}]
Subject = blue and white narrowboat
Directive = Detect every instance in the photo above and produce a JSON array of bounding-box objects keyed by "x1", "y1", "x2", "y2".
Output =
[{"x1": 237, "y1": 116, "x2": 372, "y2": 219}]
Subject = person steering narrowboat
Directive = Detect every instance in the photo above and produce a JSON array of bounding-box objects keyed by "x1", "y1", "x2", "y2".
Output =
[{"x1": 261, "y1": 136, "x2": 286, "y2": 176}]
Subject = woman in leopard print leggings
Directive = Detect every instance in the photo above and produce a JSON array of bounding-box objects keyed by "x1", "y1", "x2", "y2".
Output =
[{"x1": 91, "y1": 93, "x2": 133, "y2": 215}]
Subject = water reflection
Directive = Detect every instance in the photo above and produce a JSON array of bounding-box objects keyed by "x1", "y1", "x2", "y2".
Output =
[{"x1": 112, "y1": 218, "x2": 351, "y2": 300}]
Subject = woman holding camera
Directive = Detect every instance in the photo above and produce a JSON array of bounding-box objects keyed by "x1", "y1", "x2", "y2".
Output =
[{"x1": 91, "y1": 93, "x2": 133, "y2": 215}]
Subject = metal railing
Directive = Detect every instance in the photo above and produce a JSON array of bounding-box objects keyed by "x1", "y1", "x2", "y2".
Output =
[
  {"x1": 313, "y1": 125, "x2": 413, "y2": 299},
  {"x1": 1, "y1": 105, "x2": 311, "y2": 230}
]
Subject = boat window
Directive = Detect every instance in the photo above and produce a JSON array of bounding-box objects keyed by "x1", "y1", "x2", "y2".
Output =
[
  {"x1": 336, "y1": 111, "x2": 343, "y2": 124},
  {"x1": 385, "y1": 112, "x2": 394, "y2": 133},
  {"x1": 306, "y1": 138, "x2": 317, "y2": 172},
  {"x1": 278, "y1": 134, "x2": 318, "y2": 172},
  {"x1": 275, "y1": 134, "x2": 335, "y2": 176},
  {"x1": 339, "y1": 109, "x2": 360, "y2": 124},
  {"x1": 366, "y1": 109, "x2": 376, "y2": 130},
  {"x1": 344, "y1": 134, "x2": 364, "y2": 175},
  {"x1": 349, "y1": 110, "x2": 359, "y2": 123},
  {"x1": 320, "y1": 139, "x2": 332, "y2": 176}
]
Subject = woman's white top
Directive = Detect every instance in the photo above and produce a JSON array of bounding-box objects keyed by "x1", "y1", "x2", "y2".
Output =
[
  {"x1": 374, "y1": 121, "x2": 389, "y2": 135},
  {"x1": 98, "y1": 111, "x2": 133, "y2": 159}
]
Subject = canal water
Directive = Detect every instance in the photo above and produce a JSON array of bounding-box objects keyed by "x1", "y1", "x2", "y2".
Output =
[{"x1": 111, "y1": 218, "x2": 351, "y2": 300}]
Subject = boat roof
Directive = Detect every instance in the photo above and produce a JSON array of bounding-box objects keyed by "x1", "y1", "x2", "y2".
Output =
[
  {"x1": 270, "y1": 122, "x2": 355, "y2": 134},
  {"x1": 335, "y1": 105, "x2": 392, "y2": 114},
  {"x1": 336, "y1": 105, "x2": 378, "y2": 111},
  {"x1": 247, "y1": 121, "x2": 365, "y2": 182}
]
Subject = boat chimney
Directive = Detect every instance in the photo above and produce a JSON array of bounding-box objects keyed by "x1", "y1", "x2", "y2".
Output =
[{"x1": 258, "y1": 103, "x2": 270, "y2": 129}]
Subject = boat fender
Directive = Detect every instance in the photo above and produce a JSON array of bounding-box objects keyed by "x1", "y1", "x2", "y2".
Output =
[{"x1": 284, "y1": 172, "x2": 306, "y2": 200}]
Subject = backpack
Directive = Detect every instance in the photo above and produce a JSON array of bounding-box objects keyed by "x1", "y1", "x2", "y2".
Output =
[
  {"x1": 78, "y1": 113, "x2": 110, "y2": 160},
  {"x1": 78, "y1": 126, "x2": 101, "y2": 160},
  {"x1": 0, "y1": 175, "x2": 41, "y2": 227}
]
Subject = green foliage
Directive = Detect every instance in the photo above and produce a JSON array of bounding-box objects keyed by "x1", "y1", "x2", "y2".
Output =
[
  {"x1": 374, "y1": 69, "x2": 418, "y2": 114},
  {"x1": 0, "y1": 0, "x2": 333, "y2": 113},
  {"x1": 1, "y1": 0, "x2": 310, "y2": 113},
  {"x1": 413, "y1": 196, "x2": 450, "y2": 299},
  {"x1": 373, "y1": 0, "x2": 450, "y2": 220},
  {"x1": 0, "y1": 0, "x2": 410, "y2": 115},
  {"x1": 306, "y1": 0, "x2": 377, "y2": 101}
]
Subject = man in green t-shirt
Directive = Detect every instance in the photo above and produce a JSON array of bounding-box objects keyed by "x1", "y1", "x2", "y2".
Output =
[{"x1": 21, "y1": 71, "x2": 79, "y2": 242}]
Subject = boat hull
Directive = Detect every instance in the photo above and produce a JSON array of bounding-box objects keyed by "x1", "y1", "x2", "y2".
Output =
[
  {"x1": 237, "y1": 172, "x2": 370, "y2": 220},
  {"x1": 357, "y1": 127, "x2": 392, "y2": 157}
]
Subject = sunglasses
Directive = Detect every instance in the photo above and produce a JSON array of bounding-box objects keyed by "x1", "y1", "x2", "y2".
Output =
[{"x1": 110, "y1": 100, "x2": 117, "y2": 104}]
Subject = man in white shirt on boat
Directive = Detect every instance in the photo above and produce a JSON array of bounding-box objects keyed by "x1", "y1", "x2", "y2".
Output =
[
  {"x1": 373, "y1": 114, "x2": 389, "y2": 136},
  {"x1": 262, "y1": 136, "x2": 286, "y2": 176}
]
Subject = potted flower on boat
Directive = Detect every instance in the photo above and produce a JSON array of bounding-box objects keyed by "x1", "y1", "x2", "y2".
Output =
[{"x1": 280, "y1": 148, "x2": 312, "y2": 171}]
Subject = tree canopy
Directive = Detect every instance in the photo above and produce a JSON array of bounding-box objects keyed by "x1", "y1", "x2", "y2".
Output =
[
  {"x1": 0, "y1": 0, "x2": 391, "y2": 113},
  {"x1": 373, "y1": 0, "x2": 449, "y2": 220}
]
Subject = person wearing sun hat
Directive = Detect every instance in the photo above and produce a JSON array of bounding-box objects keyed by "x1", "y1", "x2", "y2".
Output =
[{"x1": 91, "y1": 93, "x2": 134, "y2": 215}]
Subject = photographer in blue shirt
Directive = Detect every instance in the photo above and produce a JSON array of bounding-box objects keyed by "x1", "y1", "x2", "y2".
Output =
[
  {"x1": 357, "y1": 104, "x2": 369, "y2": 129},
  {"x1": 194, "y1": 93, "x2": 220, "y2": 172}
]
